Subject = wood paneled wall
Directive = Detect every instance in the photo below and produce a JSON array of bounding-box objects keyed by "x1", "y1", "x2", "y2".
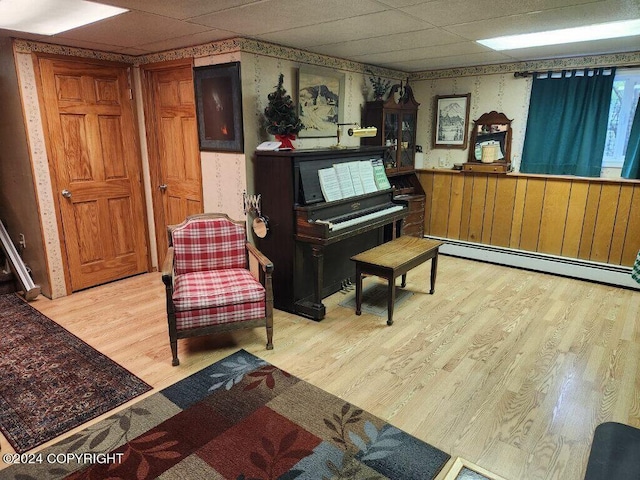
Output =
[{"x1": 418, "y1": 170, "x2": 640, "y2": 267}]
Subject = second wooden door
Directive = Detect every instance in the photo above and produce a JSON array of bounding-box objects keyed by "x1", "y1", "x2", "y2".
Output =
[{"x1": 143, "y1": 61, "x2": 203, "y2": 266}]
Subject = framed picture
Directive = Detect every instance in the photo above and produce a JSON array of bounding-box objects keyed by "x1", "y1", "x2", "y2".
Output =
[
  {"x1": 432, "y1": 93, "x2": 471, "y2": 149},
  {"x1": 194, "y1": 62, "x2": 244, "y2": 152},
  {"x1": 437, "y1": 457, "x2": 507, "y2": 480},
  {"x1": 297, "y1": 66, "x2": 345, "y2": 138}
]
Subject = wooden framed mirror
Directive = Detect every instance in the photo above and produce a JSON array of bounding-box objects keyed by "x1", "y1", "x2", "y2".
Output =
[{"x1": 465, "y1": 111, "x2": 512, "y2": 172}]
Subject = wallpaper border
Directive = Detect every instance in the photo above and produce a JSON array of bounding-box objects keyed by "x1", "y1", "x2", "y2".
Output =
[
  {"x1": 411, "y1": 51, "x2": 640, "y2": 80},
  {"x1": 13, "y1": 37, "x2": 405, "y2": 79},
  {"x1": 14, "y1": 38, "x2": 640, "y2": 82},
  {"x1": 13, "y1": 39, "x2": 136, "y2": 63}
]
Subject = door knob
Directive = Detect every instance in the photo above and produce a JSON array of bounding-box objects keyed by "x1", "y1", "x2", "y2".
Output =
[
  {"x1": 159, "y1": 184, "x2": 168, "y2": 191},
  {"x1": 61, "y1": 189, "x2": 72, "y2": 198}
]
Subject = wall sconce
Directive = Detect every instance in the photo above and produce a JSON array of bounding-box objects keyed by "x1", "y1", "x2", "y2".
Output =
[{"x1": 333, "y1": 123, "x2": 377, "y2": 148}]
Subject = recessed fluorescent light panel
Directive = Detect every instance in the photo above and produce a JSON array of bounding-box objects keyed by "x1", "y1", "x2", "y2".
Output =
[
  {"x1": 477, "y1": 19, "x2": 640, "y2": 51},
  {"x1": 0, "y1": 0, "x2": 128, "y2": 35}
]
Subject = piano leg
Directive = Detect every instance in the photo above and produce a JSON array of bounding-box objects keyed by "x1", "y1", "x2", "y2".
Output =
[
  {"x1": 293, "y1": 245, "x2": 327, "y2": 321},
  {"x1": 355, "y1": 263, "x2": 362, "y2": 316},
  {"x1": 312, "y1": 245, "x2": 324, "y2": 308}
]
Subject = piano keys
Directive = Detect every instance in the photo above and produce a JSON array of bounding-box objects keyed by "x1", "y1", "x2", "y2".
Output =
[
  {"x1": 296, "y1": 192, "x2": 405, "y2": 241},
  {"x1": 254, "y1": 146, "x2": 408, "y2": 320},
  {"x1": 313, "y1": 203, "x2": 405, "y2": 233}
]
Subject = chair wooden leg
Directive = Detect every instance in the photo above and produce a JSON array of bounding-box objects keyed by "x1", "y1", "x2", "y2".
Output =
[
  {"x1": 265, "y1": 309, "x2": 274, "y2": 350},
  {"x1": 266, "y1": 324, "x2": 273, "y2": 350},
  {"x1": 170, "y1": 339, "x2": 179, "y2": 366}
]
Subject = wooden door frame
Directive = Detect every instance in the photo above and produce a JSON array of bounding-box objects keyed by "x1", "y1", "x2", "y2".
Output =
[
  {"x1": 140, "y1": 58, "x2": 199, "y2": 267},
  {"x1": 33, "y1": 52, "x2": 152, "y2": 294}
]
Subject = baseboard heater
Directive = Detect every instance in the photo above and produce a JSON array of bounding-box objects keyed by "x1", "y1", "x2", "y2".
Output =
[
  {"x1": 0, "y1": 221, "x2": 40, "y2": 300},
  {"x1": 426, "y1": 236, "x2": 640, "y2": 291}
]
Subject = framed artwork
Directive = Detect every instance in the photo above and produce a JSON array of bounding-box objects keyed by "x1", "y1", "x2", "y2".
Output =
[
  {"x1": 438, "y1": 457, "x2": 508, "y2": 480},
  {"x1": 297, "y1": 66, "x2": 345, "y2": 138},
  {"x1": 194, "y1": 62, "x2": 244, "y2": 152},
  {"x1": 432, "y1": 93, "x2": 471, "y2": 149}
]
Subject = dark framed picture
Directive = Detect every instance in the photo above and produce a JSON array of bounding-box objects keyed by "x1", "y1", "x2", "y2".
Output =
[
  {"x1": 433, "y1": 93, "x2": 471, "y2": 149},
  {"x1": 194, "y1": 62, "x2": 244, "y2": 152},
  {"x1": 297, "y1": 66, "x2": 345, "y2": 138}
]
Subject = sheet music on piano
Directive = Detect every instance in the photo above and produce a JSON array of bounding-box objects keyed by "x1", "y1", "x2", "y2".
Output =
[
  {"x1": 347, "y1": 161, "x2": 365, "y2": 195},
  {"x1": 334, "y1": 163, "x2": 356, "y2": 198},
  {"x1": 318, "y1": 168, "x2": 343, "y2": 202},
  {"x1": 359, "y1": 161, "x2": 378, "y2": 193},
  {"x1": 318, "y1": 159, "x2": 391, "y2": 202},
  {"x1": 372, "y1": 159, "x2": 391, "y2": 190}
]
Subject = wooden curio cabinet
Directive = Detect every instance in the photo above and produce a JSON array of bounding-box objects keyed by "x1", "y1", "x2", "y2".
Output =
[
  {"x1": 363, "y1": 86, "x2": 425, "y2": 237},
  {"x1": 363, "y1": 89, "x2": 420, "y2": 173}
]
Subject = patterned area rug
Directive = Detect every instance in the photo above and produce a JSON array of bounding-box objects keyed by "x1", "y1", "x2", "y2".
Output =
[
  {"x1": 0, "y1": 294, "x2": 151, "y2": 453},
  {"x1": 339, "y1": 282, "x2": 414, "y2": 317},
  {"x1": 1, "y1": 350, "x2": 450, "y2": 479}
]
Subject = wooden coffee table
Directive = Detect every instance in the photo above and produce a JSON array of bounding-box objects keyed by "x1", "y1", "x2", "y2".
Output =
[{"x1": 350, "y1": 237, "x2": 444, "y2": 325}]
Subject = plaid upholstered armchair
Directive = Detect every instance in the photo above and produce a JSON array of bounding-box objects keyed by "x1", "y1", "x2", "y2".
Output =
[{"x1": 161, "y1": 213, "x2": 274, "y2": 366}]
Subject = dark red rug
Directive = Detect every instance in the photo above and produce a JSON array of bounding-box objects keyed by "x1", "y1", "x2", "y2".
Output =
[
  {"x1": 0, "y1": 293, "x2": 151, "y2": 453},
  {"x1": 1, "y1": 349, "x2": 450, "y2": 479}
]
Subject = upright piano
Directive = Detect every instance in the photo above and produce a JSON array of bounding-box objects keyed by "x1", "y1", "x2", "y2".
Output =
[{"x1": 254, "y1": 146, "x2": 408, "y2": 320}]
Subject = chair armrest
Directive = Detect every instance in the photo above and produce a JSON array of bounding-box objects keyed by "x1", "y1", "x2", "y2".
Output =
[
  {"x1": 161, "y1": 247, "x2": 174, "y2": 286},
  {"x1": 246, "y1": 242, "x2": 273, "y2": 274},
  {"x1": 247, "y1": 243, "x2": 274, "y2": 315}
]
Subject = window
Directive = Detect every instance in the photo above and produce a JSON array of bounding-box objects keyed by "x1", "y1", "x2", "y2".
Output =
[{"x1": 602, "y1": 68, "x2": 640, "y2": 169}]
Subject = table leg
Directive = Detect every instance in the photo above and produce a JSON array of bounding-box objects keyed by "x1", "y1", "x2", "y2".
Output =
[
  {"x1": 355, "y1": 264, "x2": 362, "y2": 316},
  {"x1": 401, "y1": 273, "x2": 407, "y2": 288},
  {"x1": 430, "y1": 251, "x2": 438, "y2": 294},
  {"x1": 387, "y1": 277, "x2": 395, "y2": 326}
]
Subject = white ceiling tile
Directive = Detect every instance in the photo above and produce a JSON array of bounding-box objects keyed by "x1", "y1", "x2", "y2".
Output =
[
  {"x1": 258, "y1": 10, "x2": 433, "y2": 48},
  {"x1": 0, "y1": 0, "x2": 637, "y2": 70},
  {"x1": 385, "y1": 51, "x2": 513, "y2": 71},
  {"x1": 99, "y1": 0, "x2": 262, "y2": 20},
  {"x1": 401, "y1": 0, "x2": 605, "y2": 27},
  {"x1": 444, "y1": 1, "x2": 640, "y2": 40},
  {"x1": 59, "y1": 12, "x2": 211, "y2": 48},
  {"x1": 352, "y1": 40, "x2": 487, "y2": 63},
  {"x1": 192, "y1": 0, "x2": 391, "y2": 35},
  {"x1": 374, "y1": 0, "x2": 438, "y2": 7},
  {"x1": 309, "y1": 28, "x2": 465, "y2": 57}
]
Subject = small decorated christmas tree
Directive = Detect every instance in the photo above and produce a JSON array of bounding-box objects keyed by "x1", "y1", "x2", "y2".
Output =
[{"x1": 264, "y1": 74, "x2": 303, "y2": 149}]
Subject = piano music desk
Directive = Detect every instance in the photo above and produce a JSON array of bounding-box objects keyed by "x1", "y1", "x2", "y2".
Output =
[{"x1": 350, "y1": 237, "x2": 444, "y2": 326}]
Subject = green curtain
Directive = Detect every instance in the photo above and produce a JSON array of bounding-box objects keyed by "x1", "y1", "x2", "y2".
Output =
[
  {"x1": 621, "y1": 98, "x2": 640, "y2": 179},
  {"x1": 520, "y1": 68, "x2": 615, "y2": 177}
]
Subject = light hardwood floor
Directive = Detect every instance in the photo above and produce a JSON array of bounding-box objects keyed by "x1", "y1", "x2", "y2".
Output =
[{"x1": 1, "y1": 255, "x2": 639, "y2": 479}]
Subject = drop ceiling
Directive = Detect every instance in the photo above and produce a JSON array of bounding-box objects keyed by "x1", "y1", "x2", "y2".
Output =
[{"x1": 1, "y1": 0, "x2": 639, "y2": 72}]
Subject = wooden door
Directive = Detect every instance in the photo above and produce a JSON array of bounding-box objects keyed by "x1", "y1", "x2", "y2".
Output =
[
  {"x1": 38, "y1": 56, "x2": 149, "y2": 292},
  {"x1": 142, "y1": 61, "x2": 203, "y2": 266}
]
